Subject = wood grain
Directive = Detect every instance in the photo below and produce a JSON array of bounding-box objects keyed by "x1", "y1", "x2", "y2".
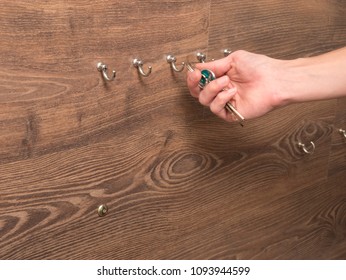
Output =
[
  {"x1": 208, "y1": 0, "x2": 346, "y2": 59},
  {"x1": 0, "y1": 0, "x2": 345, "y2": 259},
  {"x1": 0, "y1": 0, "x2": 209, "y2": 164}
]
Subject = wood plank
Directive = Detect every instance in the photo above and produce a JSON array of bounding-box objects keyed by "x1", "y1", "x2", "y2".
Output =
[
  {"x1": 208, "y1": 0, "x2": 346, "y2": 59},
  {"x1": 0, "y1": 0, "x2": 211, "y2": 259},
  {"x1": 0, "y1": 0, "x2": 209, "y2": 163},
  {"x1": 0, "y1": 0, "x2": 345, "y2": 260},
  {"x1": 1, "y1": 143, "x2": 345, "y2": 259},
  {"x1": 0, "y1": 100, "x2": 336, "y2": 259}
]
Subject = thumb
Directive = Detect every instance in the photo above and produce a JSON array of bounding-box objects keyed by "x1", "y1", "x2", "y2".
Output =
[{"x1": 195, "y1": 55, "x2": 233, "y2": 77}]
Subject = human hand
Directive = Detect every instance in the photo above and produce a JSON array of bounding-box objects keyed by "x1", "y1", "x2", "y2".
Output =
[{"x1": 186, "y1": 50, "x2": 285, "y2": 122}]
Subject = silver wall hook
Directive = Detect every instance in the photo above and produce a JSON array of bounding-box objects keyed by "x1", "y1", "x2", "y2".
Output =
[
  {"x1": 166, "y1": 54, "x2": 185, "y2": 72},
  {"x1": 196, "y1": 52, "x2": 207, "y2": 63},
  {"x1": 133, "y1": 58, "x2": 152, "y2": 77},
  {"x1": 97, "y1": 62, "x2": 116, "y2": 81},
  {"x1": 339, "y1": 128, "x2": 346, "y2": 139},
  {"x1": 298, "y1": 141, "x2": 316, "y2": 155},
  {"x1": 223, "y1": 49, "x2": 232, "y2": 57}
]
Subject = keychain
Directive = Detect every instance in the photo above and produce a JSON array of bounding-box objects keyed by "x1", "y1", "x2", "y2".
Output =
[{"x1": 187, "y1": 63, "x2": 245, "y2": 126}]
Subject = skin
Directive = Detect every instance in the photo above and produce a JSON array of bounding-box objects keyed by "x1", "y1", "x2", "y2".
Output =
[{"x1": 186, "y1": 47, "x2": 346, "y2": 122}]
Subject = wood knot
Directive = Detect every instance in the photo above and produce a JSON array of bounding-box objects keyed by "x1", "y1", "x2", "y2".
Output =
[{"x1": 148, "y1": 149, "x2": 221, "y2": 190}]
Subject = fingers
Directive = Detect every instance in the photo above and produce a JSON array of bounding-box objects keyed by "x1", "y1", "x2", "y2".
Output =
[
  {"x1": 186, "y1": 67, "x2": 239, "y2": 123},
  {"x1": 199, "y1": 75, "x2": 230, "y2": 106},
  {"x1": 209, "y1": 88, "x2": 238, "y2": 121}
]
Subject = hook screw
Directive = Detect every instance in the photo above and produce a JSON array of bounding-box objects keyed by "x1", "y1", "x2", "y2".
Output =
[
  {"x1": 97, "y1": 204, "x2": 108, "y2": 217},
  {"x1": 97, "y1": 62, "x2": 116, "y2": 81},
  {"x1": 166, "y1": 55, "x2": 185, "y2": 72},
  {"x1": 133, "y1": 58, "x2": 152, "y2": 77},
  {"x1": 339, "y1": 129, "x2": 346, "y2": 139},
  {"x1": 223, "y1": 49, "x2": 232, "y2": 57},
  {"x1": 196, "y1": 52, "x2": 207, "y2": 63},
  {"x1": 298, "y1": 141, "x2": 316, "y2": 155}
]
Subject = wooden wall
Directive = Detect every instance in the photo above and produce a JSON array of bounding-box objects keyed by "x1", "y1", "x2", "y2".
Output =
[{"x1": 0, "y1": 0, "x2": 345, "y2": 259}]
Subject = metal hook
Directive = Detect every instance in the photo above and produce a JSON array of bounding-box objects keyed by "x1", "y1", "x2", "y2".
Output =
[
  {"x1": 223, "y1": 49, "x2": 232, "y2": 57},
  {"x1": 133, "y1": 58, "x2": 152, "y2": 77},
  {"x1": 166, "y1": 55, "x2": 185, "y2": 72},
  {"x1": 196, "y1": 52, "x2": 207, "y2": 63},
  {"x1": 298, "y1": 141, "x2": 316, "y2": 155},
  {"x1": 339, "y1": 129, "x2": 346, "y2": 139},
  {"x1": 97, "y1": 62, "x2": 116, "y2": 81}
]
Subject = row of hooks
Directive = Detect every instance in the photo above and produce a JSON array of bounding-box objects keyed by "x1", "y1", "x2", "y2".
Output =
[{"x1": 97, "y1": 49, "x2": 232, "y2": 81}]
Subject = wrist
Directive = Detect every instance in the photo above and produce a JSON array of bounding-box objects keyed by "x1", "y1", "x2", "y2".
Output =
[{"x1": 275, "y1": 57, "x2": 312, "y2": 107}]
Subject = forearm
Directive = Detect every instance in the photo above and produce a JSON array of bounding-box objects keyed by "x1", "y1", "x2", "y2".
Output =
[{"x1": 278, "y1": 47, "x2": 346, "y2": 106}]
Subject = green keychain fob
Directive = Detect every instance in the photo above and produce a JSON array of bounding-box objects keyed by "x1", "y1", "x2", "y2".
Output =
[{"x1": 199, "y1": 69, "x2": 216, "y2": 89}]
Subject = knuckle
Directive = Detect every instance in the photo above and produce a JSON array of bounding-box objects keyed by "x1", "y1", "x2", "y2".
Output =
[
  {"x1": 205, "y1": 81, "x2": 219, "y2": 94},
  {"x1": 190, "y1": 90, "x2": 199, "y2": 98},
  {"x1": 209, "y1": 81, "x2": 220, "y2": 92},
  {"x1": 198, "y1": 92, "x2": 208, "y2": 106},
  {"x1": 209, "y1": 102, "x2": 218, "y2": 114},
  {"x1": 232, "y1": 49, "x2": 247, "y2": 58},
  {"x1": 215, "y1": 76, "x2": 229, "y2": 90}
]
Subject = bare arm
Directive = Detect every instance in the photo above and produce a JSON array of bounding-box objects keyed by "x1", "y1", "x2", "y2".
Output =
[{"x1": 279, "y1": 47, "x2": 346, "y2": 105}]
